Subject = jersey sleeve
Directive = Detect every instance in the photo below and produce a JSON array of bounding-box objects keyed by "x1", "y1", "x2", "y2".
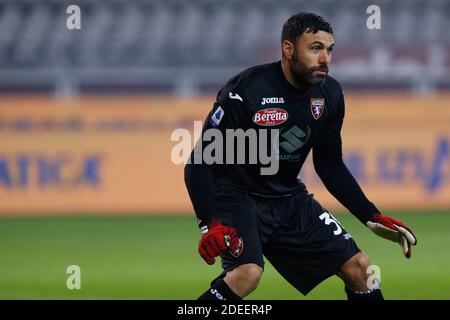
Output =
[
  {"x1": 206, "y1": 87, "x2": 247, "y2": 132},
  {"x1": 313, "y1": 88, "x2": 380, "y2": 224},
  {"x1": 314, "y1": 87, "x2": 345, "y2": 159},
  {"x1": 184, "y1": 85, "x2": 247, "y2": 230}
]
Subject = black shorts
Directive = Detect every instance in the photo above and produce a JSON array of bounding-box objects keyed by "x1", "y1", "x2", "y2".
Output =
[{"x1": 210, "y1": 184, "x2": 361, "y2": 295}]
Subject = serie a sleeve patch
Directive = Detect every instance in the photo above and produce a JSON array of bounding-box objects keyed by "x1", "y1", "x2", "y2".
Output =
[{"x1": 209, "y1": 106, "x2": 225, "y2": 128}]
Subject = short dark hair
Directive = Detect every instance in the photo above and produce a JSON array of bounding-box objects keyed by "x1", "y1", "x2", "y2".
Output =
[{"x1": 281, "y1": 12, "x2": 333, "y2": 44}]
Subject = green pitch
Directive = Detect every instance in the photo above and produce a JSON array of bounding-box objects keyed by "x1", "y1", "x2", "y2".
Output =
[{"x1": 0, "y1": 211, "x2": 449, "y2": 299}]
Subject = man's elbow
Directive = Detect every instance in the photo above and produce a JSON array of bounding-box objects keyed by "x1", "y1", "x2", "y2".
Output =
[
  {"x1": 313, "y1": 154, "x2": 343, "y2": 174},
  {"x1": 313, "y1": 161, "x2": 327, "y2": 180},
  {"x1": 313, "y1": 154, "x2": 329, "y2": 172}
]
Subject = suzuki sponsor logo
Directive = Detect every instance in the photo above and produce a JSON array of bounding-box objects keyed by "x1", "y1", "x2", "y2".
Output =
[
  {"x1": 278, "y1": 125, "x2": 311, "y2": 161},
  {"x1": 253, "y1": 108, "x2": 288, "y2": 126}
]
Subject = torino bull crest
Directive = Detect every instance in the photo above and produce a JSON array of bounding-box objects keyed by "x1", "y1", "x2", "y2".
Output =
[{"x1": 311, "y1": 98, "x2": 325, "y2": 120}]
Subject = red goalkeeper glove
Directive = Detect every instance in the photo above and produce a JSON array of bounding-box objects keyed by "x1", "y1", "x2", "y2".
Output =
[
  {"x1": 366, "y1": 213, "x2": 417, "y2": 259},
  {"x1": 198, "y1": 219, "x2": 242, "y2": 265}
]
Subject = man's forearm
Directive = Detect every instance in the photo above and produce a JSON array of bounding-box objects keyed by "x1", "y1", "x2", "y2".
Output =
[
  {"x1": 314, "y1": 157, "x2": 380, "y2": 224},
  {"x1": 184, "y1": 159, "x2": 216, "y2": 229}
]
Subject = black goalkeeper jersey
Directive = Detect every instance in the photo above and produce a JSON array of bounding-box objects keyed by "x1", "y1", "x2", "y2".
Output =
[{"x1": 185, "y1": 61, "x2": 379, "y2": 226}]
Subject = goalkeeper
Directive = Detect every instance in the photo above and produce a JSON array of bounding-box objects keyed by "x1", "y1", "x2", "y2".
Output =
[{"x1": 184, "y1": 12, "x2": 416, "y2": 300}]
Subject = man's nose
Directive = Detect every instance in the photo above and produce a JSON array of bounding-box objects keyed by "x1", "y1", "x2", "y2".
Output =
[{"x1": 318, "y1": 50, "x2": 330, "y2": 65}]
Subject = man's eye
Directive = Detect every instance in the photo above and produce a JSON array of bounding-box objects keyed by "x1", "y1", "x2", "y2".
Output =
[{"x1": 312, "y1": 47, "x2": 320, "y2": 52}]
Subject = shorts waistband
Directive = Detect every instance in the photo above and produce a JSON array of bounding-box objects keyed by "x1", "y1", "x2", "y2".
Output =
[{"x1": 249, "y1": 192, "x2": 293, "y2": 198}]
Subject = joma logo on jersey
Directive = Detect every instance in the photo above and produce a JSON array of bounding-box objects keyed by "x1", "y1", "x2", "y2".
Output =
[
  {"x1": 253, "y1": 108, "x2": 288, "y2": 126},
  {"x1": 261, "y1": 97, "x2": 285, "y2": 105}
]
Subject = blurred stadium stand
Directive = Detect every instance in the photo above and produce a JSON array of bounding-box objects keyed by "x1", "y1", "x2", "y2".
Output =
[{"x1": 0, "y1": 0, "x2": 449, "y2": 95}]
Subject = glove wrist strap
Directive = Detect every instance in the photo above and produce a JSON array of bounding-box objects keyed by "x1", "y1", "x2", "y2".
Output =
[{"x1": 200, "y1": 225, "x2": 209, "y2": 235}]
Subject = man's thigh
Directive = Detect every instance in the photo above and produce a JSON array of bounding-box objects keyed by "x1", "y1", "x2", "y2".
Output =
[
  {"x1": 263, "y1": 193, "x2": 361, "y2": 295},
  {"x1": 211, "y1": 185, "x2": 266, "y2": 279}
]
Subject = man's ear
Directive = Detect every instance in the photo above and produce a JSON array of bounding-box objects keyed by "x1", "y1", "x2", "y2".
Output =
[{"x1": 282, "y1": 40, "x2": 294, "y2": 60}]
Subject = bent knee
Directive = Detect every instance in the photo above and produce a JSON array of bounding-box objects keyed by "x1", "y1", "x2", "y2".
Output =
[
  {"x1": 225, "y1": 263, "x2": 263, "y2": 297},
  {"x1": 231, "y1": 263, "x2": 263, "y2": 285},
  {"x1": 339, "y1": 252, "x2": 372, "y2": 291},
  {"x1": 342, "y1": 252, "x2": 371, "y2": 273}
]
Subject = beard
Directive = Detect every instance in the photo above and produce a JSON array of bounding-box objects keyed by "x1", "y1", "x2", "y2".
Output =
[{"x1": 290, "y1": 48, "x2": 328, "y2": 86}]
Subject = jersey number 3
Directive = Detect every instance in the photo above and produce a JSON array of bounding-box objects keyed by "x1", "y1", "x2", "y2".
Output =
[{"x1": 319, "y1": 212, "x2": 343, "y2": 235}]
